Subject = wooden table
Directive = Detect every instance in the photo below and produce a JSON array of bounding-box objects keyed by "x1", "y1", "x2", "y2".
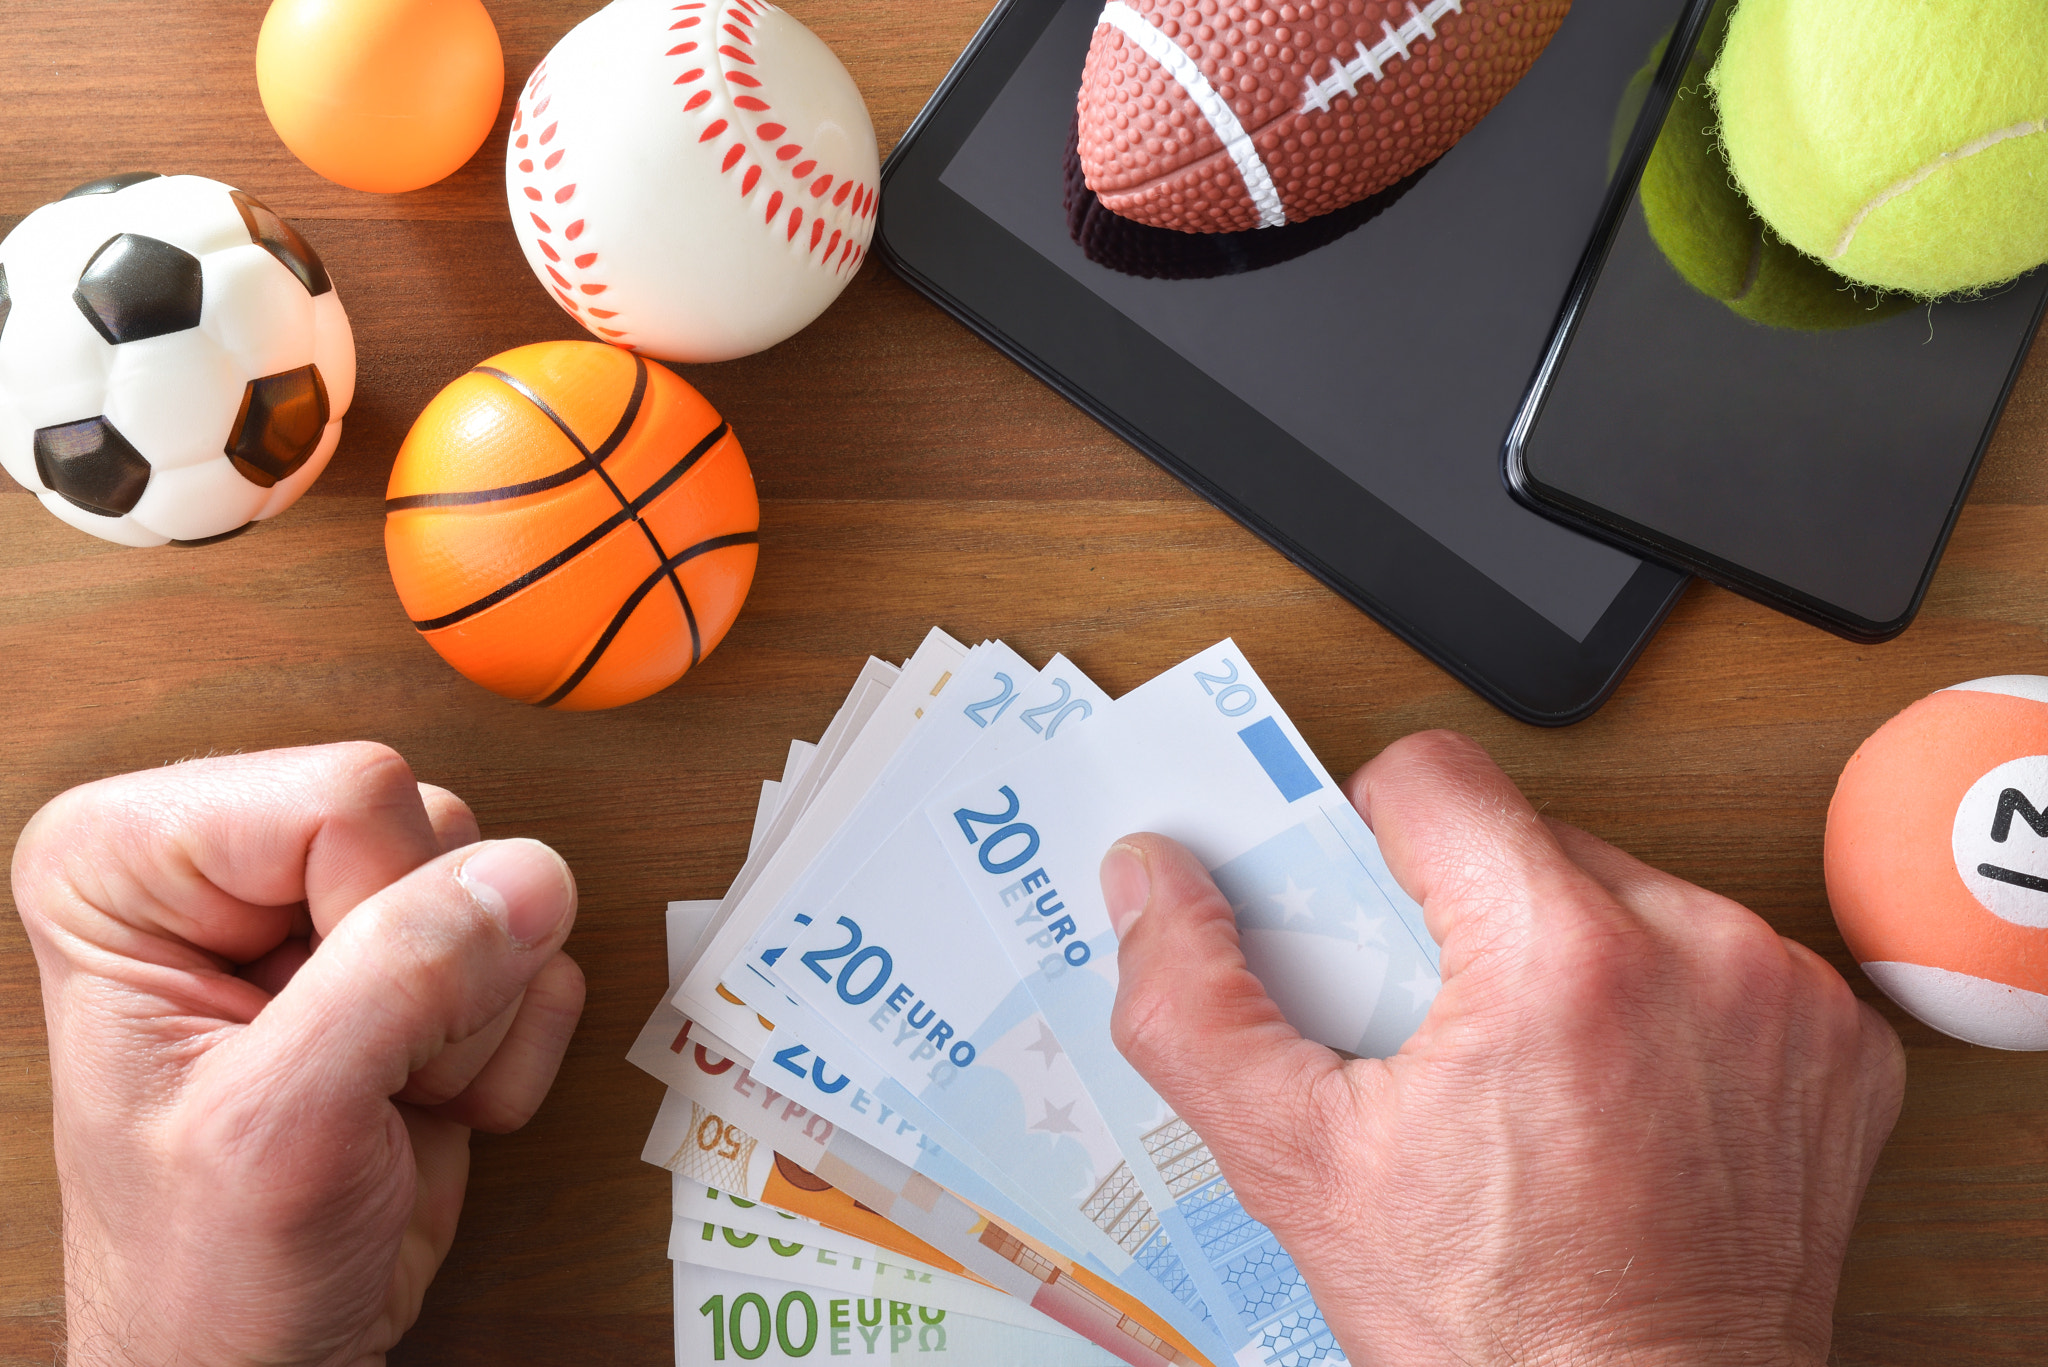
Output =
[{"x1": 3, "y1": 2, "x2": 2046, "y2": 1362}]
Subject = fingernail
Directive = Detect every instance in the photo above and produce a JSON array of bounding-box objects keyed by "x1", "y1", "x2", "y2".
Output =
[
  {"x1": 457, "y1": 839, "x2": 573, "y2": 947},
  {"x1": 1101, "y1": 842, "x2": 1150, "y2": 940}
]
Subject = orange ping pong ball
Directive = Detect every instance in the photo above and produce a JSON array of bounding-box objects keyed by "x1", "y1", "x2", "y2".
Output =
[
  {"x1": 1826, "y1": 676, "x2": 2048, "y2": 1049},
  {"x1": 256, "y1": 0, "x2": 504, "y2": 194}
]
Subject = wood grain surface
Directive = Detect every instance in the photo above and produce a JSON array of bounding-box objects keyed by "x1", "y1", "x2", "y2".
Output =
[{"x1": 4, "y1": 1, "x2": 2047, "y2": 1363}]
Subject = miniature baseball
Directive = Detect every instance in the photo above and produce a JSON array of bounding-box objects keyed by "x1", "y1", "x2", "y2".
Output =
[
  {"x1": 384, "y1": 341, "x2": 759, "y2": 710},
  {"x1": 0, "y1": 173, "x2": 354, "y2": 547},
  {"x1": 257, "y1": 0, "x2": 504, "y2": 194},
  {"x1": 1077, "y1": 0, "x2": 1572, "y2": 233},
  {"x1": 506, "y1": 0, "x2": 879, "y2": 362},
  {"x1": 1826, "y1": 677, "x2": 2048, "y2": 1049}
]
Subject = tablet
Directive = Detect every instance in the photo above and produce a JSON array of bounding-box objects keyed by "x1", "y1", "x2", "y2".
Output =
[{"x1": 877, "y1": 0, "x2": 1692, "y2": 725}]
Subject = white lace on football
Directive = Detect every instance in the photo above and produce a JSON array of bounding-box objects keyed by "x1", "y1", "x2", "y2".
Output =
[
  {"x1": 1301, "y1": 0, "x2": 1465, "y2": 114},
  {"x1": 1098, "y1": 2, "x2": 1286, "y2": 228}
]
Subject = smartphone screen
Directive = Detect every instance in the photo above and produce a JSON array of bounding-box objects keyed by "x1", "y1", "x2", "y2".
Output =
[{"x1": 1505, "y1": 0, "x2": 2048, "y2": 640}]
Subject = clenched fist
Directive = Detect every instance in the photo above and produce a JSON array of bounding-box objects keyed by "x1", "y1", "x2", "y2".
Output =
[{"x1": 14, "y1": 743, "x2": 585, "y2": 1366}]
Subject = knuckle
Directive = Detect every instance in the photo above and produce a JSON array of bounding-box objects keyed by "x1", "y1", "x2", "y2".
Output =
[
  {"x1": 1548, "y1": 947, "x2": 1641, "y2": 1030},
  {"x1": 10, "y1": 794, "x2": 78, "y2": 918},
  {"x1": 544, "y1": 952, "x2": 588, "y2": 1016},
  {"x1": 1109, "y1": 974, "x2": 1175, "y2": 1070},
  {"x1": 449, "y1": 1086, "x2": 537, "y2": 1135},
  {"x1": 1695, "y1": 912, "x2": 1794, "y2": 996},
  {"x1": 325, "y1": 741, "x2": 418, "y2": 804},
  {"x1": 1382, "y1": 728, "x2": 1489, "y2": 783},
  {"x1": 1532, "y1": 918, "x2": 1654, "y2": 1006}
]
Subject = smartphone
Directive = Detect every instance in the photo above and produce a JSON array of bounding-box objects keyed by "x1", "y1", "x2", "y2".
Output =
[{"x1": 1503, "y1": 0, "x2": 2048, "y2": 642}]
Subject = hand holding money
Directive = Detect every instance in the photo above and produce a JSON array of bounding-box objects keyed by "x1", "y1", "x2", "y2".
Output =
[{"x1": 1106, "y1": 729, "x2": 1908, "y2": 1367}]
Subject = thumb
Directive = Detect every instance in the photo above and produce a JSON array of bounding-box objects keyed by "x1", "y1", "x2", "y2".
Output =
[
  {"x1": 233, "y1": 837, "x2": 578, "y2": 1128},
  {"x1": 1105, "y1": 834, "x2": 1347, "y2": 1193}
]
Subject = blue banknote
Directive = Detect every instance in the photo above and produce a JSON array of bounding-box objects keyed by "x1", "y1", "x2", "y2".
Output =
[{"x1": 913, "y1": 641, "x2": 1440, "y2": 1367}]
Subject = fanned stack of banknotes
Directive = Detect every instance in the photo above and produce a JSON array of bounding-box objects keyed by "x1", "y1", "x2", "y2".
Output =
[{"x1": 630, "y1": 629, "x2": 1445, "y2": 1366}]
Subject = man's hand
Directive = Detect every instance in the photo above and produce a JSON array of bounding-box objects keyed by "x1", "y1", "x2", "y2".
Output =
[
  {"x1": 13, "y1": 743, "x2": 586, "y2": 1367},
  {"x1": 1102, "y1": 730, "x2": 1904, "y2": 1367}
]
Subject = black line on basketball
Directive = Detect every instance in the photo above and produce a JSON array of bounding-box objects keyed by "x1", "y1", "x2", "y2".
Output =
[
  {"x1": 408, "y1": 422, "x2": 736, "y2": 631},
  {"x1": 410, "y1": 506, "x2": 636, "y2": 631},
  {"x1": 586, "y1": 358, "x2": 649, "y2": 466},
  {"x1": 473, "y1": 359, "x2": 646, "y2": 515},
  {"x1": 476, "y1": 358, "x2": 694, "y2": 620},
  {"x1": 390, "y1": 417, "x2": 730, "y2": 513},
  {"x1": 626, "y1": 417, "x2": 733, "y2": 635},
  {"x1": 386, "y1": 462, "x2": 590, "y2": 510},
  {"x1": 677, "y1": 575, "x2": 704, "y2": 669},
  {"x1": 536, "y1": 531, "x2": 759, "y2": 708}
]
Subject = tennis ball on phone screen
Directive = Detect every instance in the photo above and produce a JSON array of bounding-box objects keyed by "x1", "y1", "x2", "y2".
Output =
[{"x1": 1620, "y1": 18, "x2": 1906, "y2": 332}]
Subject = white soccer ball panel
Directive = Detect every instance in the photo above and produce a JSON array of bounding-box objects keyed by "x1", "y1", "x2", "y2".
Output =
[
  {"x1": 310, "y1": 289, "x2": 355, "y2": 419},
  {"x1": 110, "y1": 175, "x2": 256, "y2": 259},
  {"x1": 102, "y1": 330, "x2": 244, "y2": 473},
  {"x1": 0, "y1": 391, "x2": 33, "y2": 491},
  {"x1": 128, "y1": 455, "x2": 267, "y2": 541},
  {"x1": 35, "y1": 488, "x2": 168, "y2": 547},
  {"x1": 0, "y1": 194, "x2": 119, "y2": 299},
  {"x1": 201, "y1": 244, "x2": 315, "y2": 380},
  {"x1": 0, "y1": 308, "x2": 110, "y2": 432},
  {"x1": 253, "y1": 418, "x2": 341, "y2": 521}
]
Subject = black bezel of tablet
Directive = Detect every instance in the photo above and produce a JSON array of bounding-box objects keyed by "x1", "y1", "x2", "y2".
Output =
[
  {"x1": 1502, "y1": 1, "x2": 2048, "y2": 644},
  {"x1": 876, "y1": 0, "x2": 1691, "y2": 727}
]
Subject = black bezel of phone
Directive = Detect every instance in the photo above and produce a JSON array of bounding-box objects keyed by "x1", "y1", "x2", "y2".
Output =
[
  {"x1": 875, "y1": 0, "x2": 1691, "y2": 727},
  {"x1": 1501, "y1": 0, "x2": 2048, "y2": 644}
]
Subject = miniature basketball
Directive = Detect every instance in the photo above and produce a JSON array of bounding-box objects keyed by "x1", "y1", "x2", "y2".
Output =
[
  {"x1": 505, "y1": 0, "x2": 879, "y2": 362},
  {"x1": 257, "y1": 0, "x2": 503, "y2": 194},
  {"x1": 1826, "y1": 677, "x2": 2048, "y2": 1049},
  {"x1": 384, "y1": 341, "x2": 758, "y2": 711},
  {"x1": 1076, "y1": 0, "x2": 1571, "y2": 233}
]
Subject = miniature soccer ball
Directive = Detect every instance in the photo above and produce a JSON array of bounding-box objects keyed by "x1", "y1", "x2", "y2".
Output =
[{"x1": 0, "y1": 172, "x2": 355, "y2": 546}]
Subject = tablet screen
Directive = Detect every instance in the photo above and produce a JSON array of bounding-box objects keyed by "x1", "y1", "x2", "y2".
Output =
[{"x1": 934, "y1": 0, "x2": 1679, "y2": 642}]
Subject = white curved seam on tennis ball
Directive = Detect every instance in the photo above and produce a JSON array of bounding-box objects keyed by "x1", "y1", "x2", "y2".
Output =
[
  {"x1": 1833, "y1": 115, "x2": 2048, "y2": 261},
  {"x1": 1097, "y1": 2, "x2": 1286, "y2": 228}
]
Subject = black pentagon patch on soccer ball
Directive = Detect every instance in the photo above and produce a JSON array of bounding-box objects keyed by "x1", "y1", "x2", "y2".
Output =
[
  {"x1": 34, "y1": 416, "x2": 151, "y2": 516},
  {"x1": 227, "y1": 365, "x2": 330, "y2": 488},
  {"x1": 61, "y1": 171, "x2": 164, "y2": 200},
  {"x1": 0, "y1": 263, "x2": 10, "y2": 346},
  {"x1": 231, "y1": 190, "x2": 332, "y2": 297},
  {"x1": 73, "y1": 234, "x2": 204, "y2": 344}
]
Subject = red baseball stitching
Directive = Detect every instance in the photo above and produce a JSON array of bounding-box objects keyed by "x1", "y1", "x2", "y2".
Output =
[{"x1": 512, "y1": 0, "x2": 877, "y2": 350}]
